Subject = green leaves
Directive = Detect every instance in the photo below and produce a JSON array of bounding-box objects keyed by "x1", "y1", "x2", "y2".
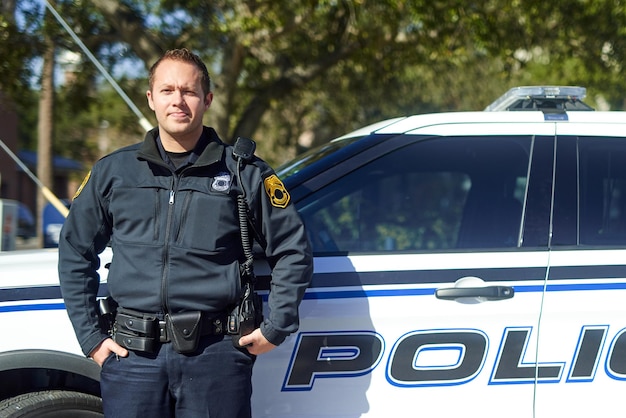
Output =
[{"x1": 4, "y1": 0, "x2": 626, "y2": 169}]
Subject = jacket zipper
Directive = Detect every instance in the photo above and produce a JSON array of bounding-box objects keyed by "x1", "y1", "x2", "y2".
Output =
[
  {"x1": 160, "y1": 166, "x2": 194, "y2": 314},
  {"x1": 160, "y1": 175, "x2": 177, "y2": 313}
]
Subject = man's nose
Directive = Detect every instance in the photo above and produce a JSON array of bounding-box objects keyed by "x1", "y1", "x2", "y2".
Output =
[{"x1": 172, "y1": 89, "x2": 185, "y2": 104}]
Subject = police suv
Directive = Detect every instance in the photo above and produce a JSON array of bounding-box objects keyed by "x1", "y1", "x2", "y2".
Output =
[{"x1": 2, "y1": 86, "x2": 626, "y2": 417}]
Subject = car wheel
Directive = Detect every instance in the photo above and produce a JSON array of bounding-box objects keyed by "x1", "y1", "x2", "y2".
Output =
[{"x1": 0, "y1": 391, "x2": 103, "y2": 418}]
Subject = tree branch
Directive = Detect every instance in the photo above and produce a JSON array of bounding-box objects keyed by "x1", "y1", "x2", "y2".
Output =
[{"x1": 90, "y1": 0, "x2": 165, "y2": 68}]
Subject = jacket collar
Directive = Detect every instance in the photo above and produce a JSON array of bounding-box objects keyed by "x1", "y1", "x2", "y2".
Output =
[{"x1": 137, "y1": 127, "x2": 224, "y2": 168}]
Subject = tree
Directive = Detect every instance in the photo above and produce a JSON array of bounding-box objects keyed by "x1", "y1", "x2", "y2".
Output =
[
  {"x1": 83, "y1": 1, "x2": 626, "y2": 159},
  {"x1": 84, "y1": 0, "x2": 517, "y2": 162},
  {"x1": 5, "y1": 0, "x2": 626, "y2": 169},
  {"x1": 0, "y1": 0, "x2": 42, "y2": 110}
]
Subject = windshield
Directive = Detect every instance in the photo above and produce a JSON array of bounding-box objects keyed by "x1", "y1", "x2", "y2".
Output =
[{"x1": 276, "y1": 136, "x2": 364, "y2": 178}]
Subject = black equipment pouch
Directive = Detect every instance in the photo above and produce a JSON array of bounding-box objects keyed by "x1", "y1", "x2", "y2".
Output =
[
  {"x1": 228, "y1": 282, "x2": 264, "y2": 348},
  {"x1": 165, "y1": 311, "x2": 202, "y2": 354},
  {"x1": 113, "y1": 308, "x2": 159, "y2": 353},
  {"x1": 114, "y1": 332, "x2": 157, "y2": 353}
]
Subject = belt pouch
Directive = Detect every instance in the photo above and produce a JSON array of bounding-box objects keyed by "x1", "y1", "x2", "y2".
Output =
[
  {"x1": 115, "y1": 309, "x2": 158, "y2": 336},
  {"x1": 114, "y1": 333, "x2": 157, "y2": 353},
  {"x1": 113, "y1": 308, "x2": 158, "y2": 353},
  {"x1": 166, "y1": 311, "x2": 202, "y2": 354}
]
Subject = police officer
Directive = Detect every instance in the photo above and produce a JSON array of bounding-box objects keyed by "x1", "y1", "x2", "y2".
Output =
[{"x1": 58, "y1": 48, "x2": 313, "y2": 418}]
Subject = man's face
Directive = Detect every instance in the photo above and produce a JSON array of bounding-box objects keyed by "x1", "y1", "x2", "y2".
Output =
[{"x1": 146, "y1": 59, "x2": 212, "y2": 146}]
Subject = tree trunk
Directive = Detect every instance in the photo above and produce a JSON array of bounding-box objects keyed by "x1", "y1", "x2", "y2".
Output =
[
  {"x1": 37, "y1": 35, "x2": 55, "y2": 248},
  {"x1": 211, "y1": 39, "x2": 246, "y2": 142}
]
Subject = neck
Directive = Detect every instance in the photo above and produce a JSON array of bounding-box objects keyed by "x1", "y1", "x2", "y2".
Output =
[{"x1": 159, "y1": 128, "x2": 202, "y2": 152}]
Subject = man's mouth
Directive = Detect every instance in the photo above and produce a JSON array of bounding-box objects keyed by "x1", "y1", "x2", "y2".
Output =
[{"x1": 169, "y1": 111, "x2": 189, "y2": 119}]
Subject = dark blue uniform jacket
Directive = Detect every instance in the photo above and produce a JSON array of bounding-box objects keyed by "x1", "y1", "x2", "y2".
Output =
[{"x1": 58, "y1": 127, "x2": 313, "y2": 356}]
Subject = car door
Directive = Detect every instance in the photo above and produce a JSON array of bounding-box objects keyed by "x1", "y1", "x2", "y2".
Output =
[
  {"x1": 535, "y1": 124, "x2": 626, "y2": 417},
  {"x1": 251, "y1": 124, "x2": 555, "y2": 417}
]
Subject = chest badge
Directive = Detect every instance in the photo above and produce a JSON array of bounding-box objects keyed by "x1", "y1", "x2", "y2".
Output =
[
  {"x1": 264, "y1": 174, "x2": 290, "y2": 208},
  {"x1": 211, "y1": 172, "x2": 231, "y2": 192}
]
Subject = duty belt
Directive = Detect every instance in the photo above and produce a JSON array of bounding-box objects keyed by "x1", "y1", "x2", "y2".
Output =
[{"x1": 113, "y1": 308, "x2": 227, "y2": 354}]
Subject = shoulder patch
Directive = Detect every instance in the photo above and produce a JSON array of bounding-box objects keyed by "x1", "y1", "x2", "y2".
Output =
[
  {"x1": 264, "y1": 174, "x2": 290, "y2": 208},
  {"x1": 73, "y1": 170, "x2": 91, "y2": 200}
]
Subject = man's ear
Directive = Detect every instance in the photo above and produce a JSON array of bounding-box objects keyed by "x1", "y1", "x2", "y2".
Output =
[
  {"x1": 146, "y1": 90, "x2": 155, "y2": 111},
  {"x1": 205, "y1": 92, "x2": 214, "y2": 109}
]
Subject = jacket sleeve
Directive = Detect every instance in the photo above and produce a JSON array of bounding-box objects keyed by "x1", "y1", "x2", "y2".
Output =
[
  {"x1": 248, "y1": 165, "x2": 313, "y2": 346},
  {"x1": 58, "y1": 163, "x2": 112, "y2": 356}
]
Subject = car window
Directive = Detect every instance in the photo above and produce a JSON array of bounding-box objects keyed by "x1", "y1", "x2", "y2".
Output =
[
  {"x1": 579, "y1": 136, "x2": 626, "y2": 246},
  {"x1": 298, "y1": 135, "x2": 532, "y2": 254},
  {"x1": 277, "y1": 136, "x2": 364, "y2": 178}
]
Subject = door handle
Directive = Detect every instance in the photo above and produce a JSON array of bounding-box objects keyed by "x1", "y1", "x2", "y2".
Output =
[{"x1": 435, "y1": 285, "x2": 514, "y2": 301}]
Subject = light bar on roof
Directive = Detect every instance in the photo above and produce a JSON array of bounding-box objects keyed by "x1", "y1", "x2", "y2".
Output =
[{"x1": 485, "y1": 86, "x2": 588, "y2": 111}]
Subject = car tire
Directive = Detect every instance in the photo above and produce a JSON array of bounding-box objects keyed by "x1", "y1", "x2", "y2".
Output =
[{"x1": 0, "y1": 390, "x2": 103, "y2": 418}]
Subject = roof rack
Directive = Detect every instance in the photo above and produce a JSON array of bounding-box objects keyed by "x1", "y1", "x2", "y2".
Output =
[{"x1": 484, "y1": 86, "x2": 594, "y2": 112}]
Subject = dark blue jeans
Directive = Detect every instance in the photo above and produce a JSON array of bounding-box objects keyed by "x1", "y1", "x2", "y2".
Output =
[{"x1": 100, "y1": 335, "x2": 255, "y2": 418}]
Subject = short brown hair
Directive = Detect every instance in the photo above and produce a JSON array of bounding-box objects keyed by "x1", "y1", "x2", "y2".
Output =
[{"x1": 148, "y1": 48, "x2": 212, "y2": 95}]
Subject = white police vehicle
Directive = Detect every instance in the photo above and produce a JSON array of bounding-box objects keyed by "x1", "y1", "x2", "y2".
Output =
[{"x1": 2, "y1": 86, "x2": 626, "y2": 417}]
